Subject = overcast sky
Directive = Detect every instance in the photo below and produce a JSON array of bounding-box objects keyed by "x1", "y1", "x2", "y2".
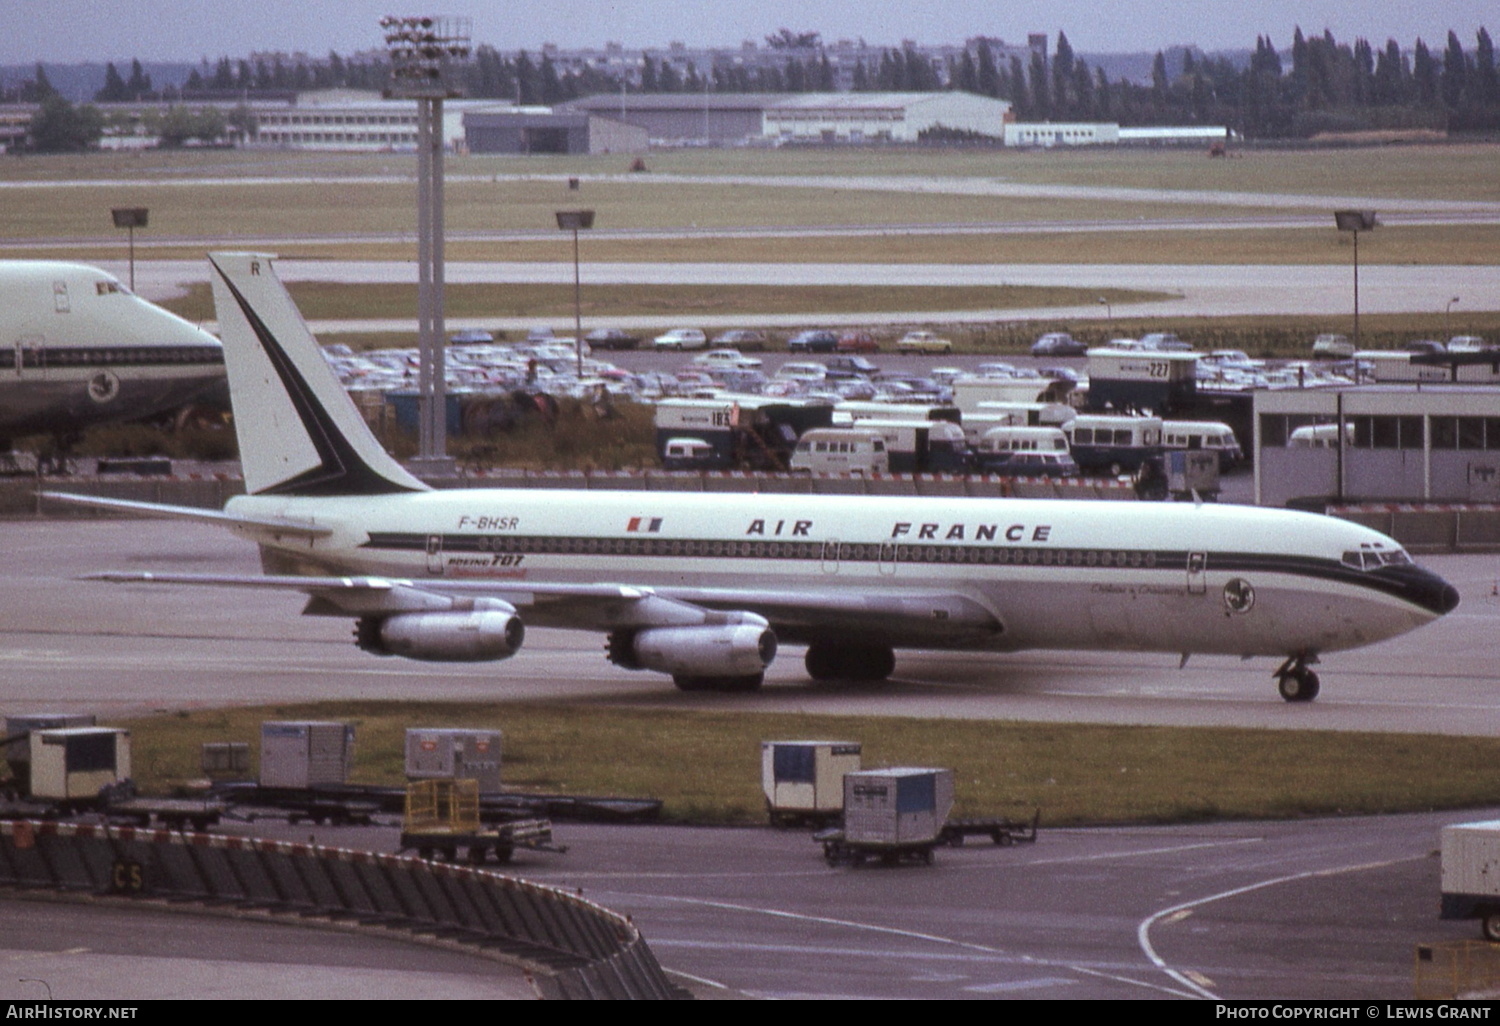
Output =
[{"x1": 5, "y1": 0, "x2": 1495, "y2": 66}]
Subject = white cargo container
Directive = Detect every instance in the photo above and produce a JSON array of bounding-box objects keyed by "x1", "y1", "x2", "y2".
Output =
[
  {"x1": 405, "y1": 728, "x2": 503, "y2": 792},
  {"x1": 4, "y1": 713, "x2": 96, "y2": 786},
  {"x1": 29, "y1": 727, "x2": 131, "y2": 801},
  {"x1": 1440, "y1": 819, "x2": 1500, "y2": 939},
  {"x1": 842, "y1": 767, "x2": 955, "y2": 846},
  {"x1": 761, "y1": 740, "x2": 861, "y2": 826},
  {"x1": 260, "y1": 721, "x2": 355, "y2": 788}
]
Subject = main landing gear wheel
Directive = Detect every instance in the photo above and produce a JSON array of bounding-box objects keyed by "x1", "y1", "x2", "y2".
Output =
[
  {"x1": 1275, "y1": 656, "x2": 1321, "y2": 703},
  {"x1": 1482, "y1": 912, "x2": 1500, "y2": 943},
  {"x1": 804, "y1": 643, "x2": 896, "y2": 682},
  {"x1": 672, "y1": 673, "x2": 764, "y2": 693}
]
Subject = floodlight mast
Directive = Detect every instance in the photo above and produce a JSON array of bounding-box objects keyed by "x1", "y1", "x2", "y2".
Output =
[
  {"x1": 1333, "y1": 209, "x2": 1378, "y2": 352},
  {"x1": 382, "y1": 15, "x2": 471, "y2": 476}
]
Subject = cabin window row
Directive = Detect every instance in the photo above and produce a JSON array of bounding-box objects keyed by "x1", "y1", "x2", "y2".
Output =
[
  {"x1": 452, "y1": 534, "x2": 1164, "y2": 568},
  {"x1": 0, "y1": 347, "x2": 222, "y2": 368}
]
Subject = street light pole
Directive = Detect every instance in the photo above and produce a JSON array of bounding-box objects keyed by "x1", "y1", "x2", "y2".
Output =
[
  {"x1": 110, "y1": 207, "x2": 148, "y2": 291},
  {"x1": 555, "y1": 209, "x2": 595, "y2": 379},
  {"x1": 1334, "y1": 210, "x2": 1378, "y2": 352}
]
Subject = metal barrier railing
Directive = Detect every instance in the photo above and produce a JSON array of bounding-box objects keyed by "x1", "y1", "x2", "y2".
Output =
[{"x1": 0, "y1": 820, "x2": 680, "y2": 1000}]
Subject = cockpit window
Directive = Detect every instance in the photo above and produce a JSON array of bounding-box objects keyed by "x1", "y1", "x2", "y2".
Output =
[
  {"x1": 1342, "y1": 548, "x2": 1414, "y2": 570},
  {"x1": 94, "y1": 280, "x2": 127, "y2": 296}
]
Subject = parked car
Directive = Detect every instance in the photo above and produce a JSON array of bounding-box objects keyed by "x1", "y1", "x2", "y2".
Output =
[
  {"x1": 1448, "y1": 335, "x2": 1493, "y2": 353},
  {"x1": 693, "y1": 348, "x2": 763, "y2": 370},
  {"x1": 787, "y1": 330, "x2": 839, "y2": 353},
  {"x1": 837, "y1": 330, "x2": 880, "y2": 353},
  {"x1": 1206, "y1": 349, "x2": 1263, "y2": 370},
  {"x1": 1405, "y1": 339, "x2": 1448, "y2": 356},
  {"x1": 653, "y1": 328, "x2": 708, "y2": 350},
  {"x1": 776, "y1": 361, "x2": 830, "y2": 384},
  {"x1": 1311, "y1": 333, "x2": 1355, "y2": 359},
  {"x1": 584, "y1": 328, "x2": 641, "y2": 350},
  {"x1": 1138, "y1": 332, "x2": 1192, "y2": 352},
  {"x1": 896, "y1": 330, "x2": 953, "y2": 353},
  {"x1": 1030, "y1": 332, "x2": 1087, "y2": 357},
  {"x1": 824, "y1": 355, "x2": 880, "y2": 378},
  {"x1": 449, "y1": 329, "x2": 495, "y2": 345},
  {"x1": 713, "y1": 329, "x2": 769, "y2": 352},
  {"x1": 973, "y1": 362, "x2": 1018, "y2": 378}
]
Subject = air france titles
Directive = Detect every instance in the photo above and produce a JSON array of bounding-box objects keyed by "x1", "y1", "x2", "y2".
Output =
[
  {"x1": 891, "y1": 521, "x2": 1052, "y2": 543},
  {"x1": 745, "y1": 519, "x2": 813, "y2": 537}
]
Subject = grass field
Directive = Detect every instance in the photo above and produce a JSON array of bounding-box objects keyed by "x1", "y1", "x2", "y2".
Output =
[
  {"x1": 6, "y1": 144, "x2": 1499, "y2": 201},
  {"x1": 157, "y1": 280, "x2": 1171, "y2": 324},
  {"x1": 3, "y1": 145, "x2": 1497, "y2": 271},
  {"x1": 118, "y1": 700, "x2": 1500, "y2": 826}
]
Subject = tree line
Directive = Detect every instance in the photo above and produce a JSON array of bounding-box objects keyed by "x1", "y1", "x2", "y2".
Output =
[{"x1": 7, "y1": 25, "x2": 1497, "y2": 153}]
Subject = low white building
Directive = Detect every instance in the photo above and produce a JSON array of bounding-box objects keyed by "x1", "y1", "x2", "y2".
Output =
[
  {"x1": 248, "y1": 90, "x2": 496, "y2": 152},
  {"x1": 1003, "y1": 122, "x2": 1119, "y2": 147},
  {"x1": 762, "y1": 92, "x2": 1011, "y2": 143},
  {"x1": 1003, "y1": 121, "x2": 1233, "y2": 148}
]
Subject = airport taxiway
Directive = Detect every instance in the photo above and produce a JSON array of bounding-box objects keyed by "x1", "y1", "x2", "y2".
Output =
[
  {"x1": 3, "y1": 517, "x2": 1496, "y2": 734},
  {"x1": 2, "y1": 515, "x2": 1496, "y2": 999}
]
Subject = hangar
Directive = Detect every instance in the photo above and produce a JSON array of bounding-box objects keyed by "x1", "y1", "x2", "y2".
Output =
[
  {"x1": 555, "y1": 91, "x2": 1012, "y2": 145},
  {"x1": 463, "y1": 108, "x2": 648, "y2": 154}
]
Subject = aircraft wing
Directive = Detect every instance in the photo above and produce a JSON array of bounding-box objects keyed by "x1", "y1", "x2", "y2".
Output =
[
  {"x1": 42, "y1": 492, "x2": 333, "y2": 538},
  {"x1": 81, "y1": 571, "x2": 1001, "y2": 642}
]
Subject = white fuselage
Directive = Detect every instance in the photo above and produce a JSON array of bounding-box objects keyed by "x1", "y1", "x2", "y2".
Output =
[{"x1": 228, "y1": 488, "x2": 1444, "y2": 658}]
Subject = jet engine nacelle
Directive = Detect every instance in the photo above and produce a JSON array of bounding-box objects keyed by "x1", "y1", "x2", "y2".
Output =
[
  {"x1": 357, "y1": 600, "x2": 525, "y2": 662},
  {"x1": 610, "y1": 624, "x2": 778, "y2": 678}
]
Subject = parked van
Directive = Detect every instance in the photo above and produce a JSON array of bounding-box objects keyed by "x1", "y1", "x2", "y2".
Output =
[
  {"x1": 845, "y1": 418, "x2": 969, "y2": 473},
  {"x1": 1062, "y1": 414, "x2": 1163, "y2": 474},
  {"x1": 790, "y1": 428, "x2": 890, "y2": 476},
  {"x1": 1161, "y1": 419, "x2": 1244, "y2": 470},
  {"x1": 1288, "y1": 423, "x2": 1353, "y2": 449},
  {"x1": 661, "y1": 437, "x2": 721, "y2": 470},
  {"x1": 973, "y1": 426, "x2": 1079, "y2": 478}
]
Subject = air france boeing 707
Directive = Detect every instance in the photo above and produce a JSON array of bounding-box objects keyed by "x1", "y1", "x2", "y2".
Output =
[{"x1": 51, "y1": 252, "x2": 1458, "y2": 702}]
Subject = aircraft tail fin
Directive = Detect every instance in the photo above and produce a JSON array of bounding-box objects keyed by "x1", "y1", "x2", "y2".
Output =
[{"x1": 208, "y1": 252, "x2": 428, "y2": 497}]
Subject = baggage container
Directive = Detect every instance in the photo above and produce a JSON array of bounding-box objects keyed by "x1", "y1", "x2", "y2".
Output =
[
  {"x1": 260, "y1": 721, "x2": 354, "y2": 789},
  {"x1": 842, "y1": 767, "x2": 954, "y2": 847},
  {"x1": 29, "y1": 727, "x2": 131, "y2": 801},
  {"x1": 1441, "y1": 820, "x2": 1500, "y2": 940},
  {"x1": 761, "y1": 740, "x2": 861, "y2": 826},
  {"x1": 405, "y1": 728, "x2": 502, "y2": 792}
]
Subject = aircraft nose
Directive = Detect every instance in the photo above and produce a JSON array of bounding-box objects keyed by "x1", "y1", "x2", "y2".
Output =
[{"x1": 1374, "y1": 563, "x2": 1460, "y2": 617}]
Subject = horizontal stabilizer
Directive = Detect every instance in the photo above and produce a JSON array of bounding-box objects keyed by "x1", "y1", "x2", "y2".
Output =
[{"x1": 42, "y1": 492, "x2": 333, "y2": 538}]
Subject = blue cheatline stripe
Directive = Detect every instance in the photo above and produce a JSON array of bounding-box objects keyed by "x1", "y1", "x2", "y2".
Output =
[{"x1": 355, "y1": 530, "x2": 1450, "y2": 613}]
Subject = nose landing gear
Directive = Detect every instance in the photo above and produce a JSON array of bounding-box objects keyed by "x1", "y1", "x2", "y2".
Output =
[{"x1": 1275, "y1": 654, "x2": 1321, "y2": 702}]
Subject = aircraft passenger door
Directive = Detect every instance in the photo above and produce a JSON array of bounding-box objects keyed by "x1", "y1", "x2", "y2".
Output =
[
  {"x1": 821, "y1": 538, "x2": 841, "y2": 575},
  {"x1": 1186, "y1": 551, "x2": 1207, "y2": 595},
  {"x1": 878, "y1": 541, "x2": 897, "y2": 576},
  {"x1": 426, "y1": 534, "x2": 444, "y2": 575},
  {"x1": 14, "y1": 336, "x2": 44, "y2": 380}
]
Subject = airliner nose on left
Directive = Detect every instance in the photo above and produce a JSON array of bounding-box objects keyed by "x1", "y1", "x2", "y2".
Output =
[{"x1": 0, "y1": 261, "x2": 224, "y2": 440}]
